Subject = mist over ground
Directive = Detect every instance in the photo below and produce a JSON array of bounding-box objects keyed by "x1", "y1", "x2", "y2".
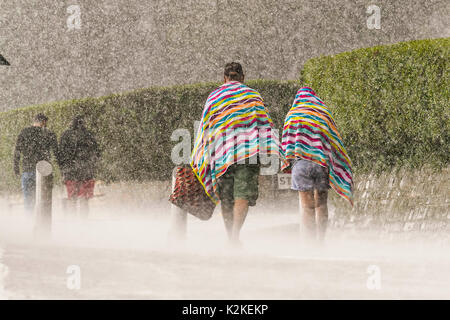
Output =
[{"x1": 0, "y1": 184, "x2": 449, "y2": 300}]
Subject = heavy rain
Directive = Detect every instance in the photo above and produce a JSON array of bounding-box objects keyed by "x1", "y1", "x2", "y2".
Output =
[{"x1": 0, "y1": 0, "x2": 449, "y2": 304}]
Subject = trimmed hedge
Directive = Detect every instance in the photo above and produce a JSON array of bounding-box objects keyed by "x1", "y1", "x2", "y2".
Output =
[
  {"x1": 301, "y1": 38, "x2": 449, "y2": 172},
  {"x1": 0, "y1": 80, "x2": 299, "y2": 193}
]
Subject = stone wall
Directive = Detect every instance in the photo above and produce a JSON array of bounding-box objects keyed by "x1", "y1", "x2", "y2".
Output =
[
  {"x1": 333, "y1": 167, "x2": 450, "y2": 233},
  {"x1": 256, "y1": 167, "x2": 449, "y2": 233}
]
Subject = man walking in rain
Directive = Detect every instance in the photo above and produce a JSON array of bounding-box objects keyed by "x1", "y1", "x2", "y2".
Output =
[
  {"x1": 58, "y1": 116, "x2": 101, "y2": 218},
  {"x1": 14, "y1": 113, "x2": 58, "y2": 214},
  {"x1": 191, "y1": 62, "x2": 287, "y2": 246}
]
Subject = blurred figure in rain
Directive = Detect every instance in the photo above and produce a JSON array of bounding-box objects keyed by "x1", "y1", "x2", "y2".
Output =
[
  {"x1": 58, "y1": 115, "x2": 101, "y2": 218},
  {"x1": 191, "y1": 62, "x2": 288, "y2": 246},
  {"x1": 281, "y1": 87, "x2": 353, "y2": 244},
  {"x1": 14, "y1": 113, "x2": 58, "y2": 214}
]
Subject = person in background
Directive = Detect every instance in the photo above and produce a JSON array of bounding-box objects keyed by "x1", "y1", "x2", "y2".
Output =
[
  {"x1": 14, "y1": 113, "x2": 58, "y2": 213},
  {"x1": 191, "y1": 62, "x2": 288, "y2": 246},
  {"x1": 58, "y1": 115, "x2": 101, "y2": 218},
  {"x1": 281, "y1": 87, "x2": 353, "y2": 244}
]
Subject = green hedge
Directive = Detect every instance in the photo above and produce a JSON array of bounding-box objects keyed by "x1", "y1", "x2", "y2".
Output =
[
  {"x1": 301, "y1": 38, "x2": 449, "y2": 172},
  {"x1": 0, "y1": 80, "x2": 299, "y2": 193}
]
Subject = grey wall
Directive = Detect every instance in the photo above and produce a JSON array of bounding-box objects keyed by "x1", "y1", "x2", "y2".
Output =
[{"x1": 0, "y1": 0, "x2": 449, "y2": 111}]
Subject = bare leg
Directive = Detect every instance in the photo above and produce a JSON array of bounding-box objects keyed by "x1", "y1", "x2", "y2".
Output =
[
  {"x1": 299, "y1": 191, "x2": 316, "y2": 241},
  {"x1": 79, "y1": 197, "x2": 89, "y2": 219},
  {"x1": 221, "y1": 201, "x2": 234, "y2": 240},
  {"x1": 66, "y1": 182, "x2": 78, "y2": 218},
  {"x1": 314, "y1": 190, "x2": 328, "y2": 243},
  {"x1": 66, "y1": 197, "x2": 77, "y2": 218},
  {"x1": 169, "y1": 203, "x2": 187, "y2": 241},
  {"x1": 231, "y1": 199, "x2": 249, "y2": 244},
  {"x1": 169, "y1": 169, "x2": 187, "y2": 241}
]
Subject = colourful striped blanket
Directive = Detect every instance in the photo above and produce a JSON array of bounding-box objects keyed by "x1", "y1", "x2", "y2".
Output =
[
  {"x1": 281, "y1": 87, "x2": 354, "y2": 205},
  {"x1": 191, "y1": 81, "x2": 286, "y2": 204}
]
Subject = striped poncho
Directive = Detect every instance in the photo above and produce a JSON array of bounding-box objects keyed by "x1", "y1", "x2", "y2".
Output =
[
  {"x1": 191, "y1": 81, "x2": 286, "y2": 204},
  {"x1": 281, "y1": 87, "x2": 354, "y2": 205}
]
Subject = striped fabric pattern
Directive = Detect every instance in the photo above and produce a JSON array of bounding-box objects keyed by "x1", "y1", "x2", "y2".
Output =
[
  {"x1": 191, "y1": 81, "x2": 286, "y2": 203},
  {"x1": 281, "y1": 87, "x2": 354, "y2": 205}
]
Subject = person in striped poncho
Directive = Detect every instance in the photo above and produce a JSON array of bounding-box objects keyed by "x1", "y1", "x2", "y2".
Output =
[
  {"x1": 282, "y1": 87, "x2": 353, "y2": 243},
  {"x1": 191, "y1": 62, "x2": 287, "y2": 245}
]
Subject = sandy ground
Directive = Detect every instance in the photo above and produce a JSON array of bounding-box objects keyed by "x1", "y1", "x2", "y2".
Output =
[{"x1": 0, "y1": 201, "x2": 449, "y2": 300}]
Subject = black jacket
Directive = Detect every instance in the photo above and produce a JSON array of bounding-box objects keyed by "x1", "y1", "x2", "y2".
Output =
[
  {"x1": 58, "y1": 125, "x2": 101, "y2": 181},
  {"x1": 14, "y1": 126, "x2": 58, "y2": 175}
]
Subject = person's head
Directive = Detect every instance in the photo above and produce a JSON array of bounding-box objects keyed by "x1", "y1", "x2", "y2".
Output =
[
  {"x1": 71, "y1": 115, "x2": 85, "y2": 130},
  {"x1": 224, "y1": 62, "x2": 244, "y2": 83},
  {"x1": 33, "y1": 113, "x2": 48, "y2": 128},
  {"x1": 300, "y1": 86, "x2": 316, "y2": 96}
]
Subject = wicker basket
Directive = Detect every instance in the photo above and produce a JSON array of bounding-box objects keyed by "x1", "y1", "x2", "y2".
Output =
[{"x1": 169, "y1": 166, "x2": 216, "y2": 220}]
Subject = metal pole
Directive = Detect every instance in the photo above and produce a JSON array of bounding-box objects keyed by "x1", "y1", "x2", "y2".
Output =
[
  {"x1": 34, "y1": 160, "x2": 53, "y2": 239},
  {"x1": 169, "y1": 167, "x2": 187, "y2": 241}
]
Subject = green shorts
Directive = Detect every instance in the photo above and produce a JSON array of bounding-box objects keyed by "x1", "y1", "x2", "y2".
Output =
[{"x1": 217, "y1": 162, "x2": 260, "y2": 207}]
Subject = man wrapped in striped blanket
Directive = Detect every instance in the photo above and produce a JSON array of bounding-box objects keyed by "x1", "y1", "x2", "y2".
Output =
[{"x1": 191, "y1": 62, "x2": 287, "y2": 244}]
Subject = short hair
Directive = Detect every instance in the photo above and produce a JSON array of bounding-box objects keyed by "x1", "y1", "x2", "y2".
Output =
[
  {"x1": 34, "y1": 113, "x2": 48, "y2": 123},
  {"x1": 224, "y1": 62, "x2": 244, "y2": 81}
]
